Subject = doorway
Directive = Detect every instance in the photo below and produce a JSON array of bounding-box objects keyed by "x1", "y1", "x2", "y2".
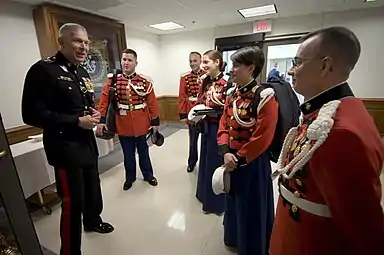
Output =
[
  {"x1": 263, "y1": 39, "x2": 304, "y2": 104},
  {"x1": 215, "y1": 33, "x2": 264, "y2": 82},
  {"x1": 222, "y1": 50, "x2": 236, "y2": 81}
]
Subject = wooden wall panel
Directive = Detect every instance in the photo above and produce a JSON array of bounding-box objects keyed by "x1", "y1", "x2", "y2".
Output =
[
  {"x1": 6, "y1": 97, "x2": 383, "y2": 145},
  {"x1": 6, "y1": 126, "x2": 42, "y2": 145},
  {"x1": 362, "y1": 98, "x2": 384, "y2": 136},
  {"x1": 157, "y1": 96, "x2": 179, "y2": 123}
]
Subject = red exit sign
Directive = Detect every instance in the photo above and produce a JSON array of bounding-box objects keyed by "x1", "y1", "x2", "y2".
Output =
[{"x1": 253, "y1": 20, "x2": 272, "y2": 33}]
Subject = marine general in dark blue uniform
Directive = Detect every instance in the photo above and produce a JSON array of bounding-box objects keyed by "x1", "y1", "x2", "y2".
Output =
[{"x1": 21, "y1": 23, "x2": 113, "y2": 255}]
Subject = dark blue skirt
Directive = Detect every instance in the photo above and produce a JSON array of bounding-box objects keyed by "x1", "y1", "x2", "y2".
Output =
[
  {"x1": 196, "y1": 121, "x2": 225, "y2": 214},
  {"x1": 223, "y1": 151, "x2": 275, "y2": 255}
]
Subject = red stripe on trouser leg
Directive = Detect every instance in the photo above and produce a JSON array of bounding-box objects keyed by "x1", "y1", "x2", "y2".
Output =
[{"x1": 58, "y1": 169, "x2": 71, "y2": 255}]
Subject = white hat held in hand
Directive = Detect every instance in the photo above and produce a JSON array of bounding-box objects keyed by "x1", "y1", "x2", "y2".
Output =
[
  {"x1": 188, "y1": 104, "x2": 211, "y2": 123},
  {"x1": 212, "y1": 166, "x2": 231, "y2": 195}
]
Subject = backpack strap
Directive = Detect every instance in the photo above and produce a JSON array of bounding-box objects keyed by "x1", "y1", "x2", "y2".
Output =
[
  {"x1": 107, "y1": 71, "x2": 120, "y2": 106},
  {"x1": 256, "y1": 87, "x2": 275, "y2": 113},
  {"x1": 251, "y1": 83, "x2": 275, "y2": 116}
]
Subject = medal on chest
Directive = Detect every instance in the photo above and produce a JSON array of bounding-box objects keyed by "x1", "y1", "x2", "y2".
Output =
[{"x1": 232, "y1": 96, "x2": 255, "y2": 128}]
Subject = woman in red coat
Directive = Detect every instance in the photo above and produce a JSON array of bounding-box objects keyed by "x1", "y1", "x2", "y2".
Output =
[{"x1": 194, "y1": 50, "x2": 228, "y2": 215}]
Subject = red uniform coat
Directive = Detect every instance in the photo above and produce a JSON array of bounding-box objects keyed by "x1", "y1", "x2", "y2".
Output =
[
  {"x1": 178, "y1": 70, "x2": 206, "y2": 120},
  {"x1": 270, "y1": 83, "x2": 384, "y2": 255},
  {"x1": 98, "y1": 72, "x2": 160, "y2": 137},
  {"x1": 197, "y1": 73, "x2": 227, "y2": 114},
  {"x1": 217, "y1": 80, "x2": 279, "y2": 164}
]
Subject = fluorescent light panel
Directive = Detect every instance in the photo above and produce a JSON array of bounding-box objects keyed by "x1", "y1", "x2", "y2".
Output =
[
  {"x1": 149, "y1": 22, "x2": 184, "y2": 31},
  {"x1": 238, "y1": 4, "x2": 277, "y2": 18},
  {"x1": 364, "y1": 0, "x2": 376, "y2": 2}
]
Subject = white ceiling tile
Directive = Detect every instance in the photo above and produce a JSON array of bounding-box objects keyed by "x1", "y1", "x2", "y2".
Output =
[{"x1": 8, "y1": 0, "x2": 384, "y2": 34}]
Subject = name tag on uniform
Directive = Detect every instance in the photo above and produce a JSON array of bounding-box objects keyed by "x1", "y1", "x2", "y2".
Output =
[{"x1": 119, "y1": 109, "x2": 127, "y2": 116}]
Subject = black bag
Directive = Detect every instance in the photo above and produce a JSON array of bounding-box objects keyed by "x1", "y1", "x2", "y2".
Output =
[
  {"x1": 96, "y1": 70, "x2": 121, "y2": 140},
  {"x1": 253, "y1": 78, "x2": 301, "y2": 163}
]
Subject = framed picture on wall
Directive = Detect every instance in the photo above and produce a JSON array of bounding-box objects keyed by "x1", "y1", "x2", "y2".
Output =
[{"x1": 32, "y1": 3, "x2": 127, "y2": 102}]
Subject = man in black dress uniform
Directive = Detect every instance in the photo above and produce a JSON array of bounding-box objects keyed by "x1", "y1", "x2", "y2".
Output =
[{"x1": 21, "y1": 23, "x2": 114, "y2": 255}]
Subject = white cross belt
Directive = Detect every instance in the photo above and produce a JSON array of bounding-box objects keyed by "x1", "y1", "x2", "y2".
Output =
[{"x1": 279, "y1": 183, "x2": 332, "y2": 218}]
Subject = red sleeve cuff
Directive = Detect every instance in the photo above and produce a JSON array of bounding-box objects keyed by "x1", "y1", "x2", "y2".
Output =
[
  {"x1": 218, "y1": 144, "x2": 230, "y2": 155},
  {"x1": 235, "y1": 153, "x2": 248, "y2": 166},
  {"x1": 150, "y1": 116, "x2": 160, "y2": 126},
  {"x1": 179, "y1": 113, "x2": 187, "y2": 120}
]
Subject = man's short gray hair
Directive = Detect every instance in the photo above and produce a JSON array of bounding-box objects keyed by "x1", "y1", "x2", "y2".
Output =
[{"x1": 58, "y1": 23, "x2": 87, "y2": 38}]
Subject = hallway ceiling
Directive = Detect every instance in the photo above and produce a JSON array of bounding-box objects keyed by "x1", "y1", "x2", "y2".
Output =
[{"x1": 9, "y1": 0, "x2": 384, "y2": 34}]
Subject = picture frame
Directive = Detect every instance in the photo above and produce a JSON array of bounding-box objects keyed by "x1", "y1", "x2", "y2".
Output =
[{"x1": 32, "y1": 3, "x2": 127, "y2": 102}]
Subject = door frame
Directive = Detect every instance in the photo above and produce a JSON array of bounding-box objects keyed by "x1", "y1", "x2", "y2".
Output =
[
  {"x1": 0, "y1": 114, "x2": 43, "y2": 255},
  {"x1": 261, "y1": 34, "x2": 307, "y2": 82},
  {"x1": 215, "y1": 33, "x2": 265, "y2": 81},
  {"x1": 215, "y1": 33, "x2": 265, "y2": 52}
]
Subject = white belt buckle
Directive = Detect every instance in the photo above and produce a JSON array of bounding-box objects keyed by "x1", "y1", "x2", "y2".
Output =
[{"x1": 118, "y1": 102, "x2": 146, "y2": 111}]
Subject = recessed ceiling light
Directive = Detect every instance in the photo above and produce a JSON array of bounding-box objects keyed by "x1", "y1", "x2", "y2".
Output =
[
  {"x1": 364, "y1": 0, "x2": 376, "y2": 2},
  {"x1": 149, "y1": 22, "x2": 184, "y2": 31},
  {"x1": 238, "y1": 4, "x2": 278, "y2": 18}
]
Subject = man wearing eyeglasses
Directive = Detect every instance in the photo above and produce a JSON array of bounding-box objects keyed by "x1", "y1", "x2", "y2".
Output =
[{"x1": 270, "y1": 26, "x2": 384, "y2": 255}]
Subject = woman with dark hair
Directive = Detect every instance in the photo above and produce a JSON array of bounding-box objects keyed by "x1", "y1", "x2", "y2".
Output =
[
  {"x1": 217, "y1": 46, "x2": 276, "y2": 254},
  {"x1": 194, "y1": 50, "x2": 228, "y2": 215}
]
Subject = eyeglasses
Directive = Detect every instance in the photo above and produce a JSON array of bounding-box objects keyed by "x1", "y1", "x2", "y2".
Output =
[{"x1": 292, "y1": 56, "x2": 327, "y2": 67}]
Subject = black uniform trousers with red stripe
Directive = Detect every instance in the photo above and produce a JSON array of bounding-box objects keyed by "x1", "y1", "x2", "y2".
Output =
[{"x1": 54, "y1": 159, "x2": 103, "y2": 255}]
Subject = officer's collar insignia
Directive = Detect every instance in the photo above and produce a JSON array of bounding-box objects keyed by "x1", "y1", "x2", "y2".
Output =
[
  {"x1": 58, "y1": 76, "x2": 73, "y2": 82},
  {"x1": 66, "y1": 62, "x2": 78, "y2": 71},
  {"x1": 238, "y1": 79, "x2": 257, "y2": 94},
  {"x1": 59, "y1": 65, "x2": 69, "y2": 73},
  {"x1": 210, "y1": 72, "x2": 224, "y2": 82},
  {"x1": 56, "y1": 51, "x2": 79, "y2": 71},
  {"x1": 124, "y1": 72, "x2": 136, "y2": 79},
  {"x1": 300, "y1": 82, "x2": 354, "y2": 115}
]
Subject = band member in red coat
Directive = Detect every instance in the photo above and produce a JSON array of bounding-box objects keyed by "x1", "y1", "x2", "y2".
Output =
[
  {"x1": 97, "y1": 49, "x2": 160, "y2": 191},
  {"x1": 178, "y1": 52, "x2": 205, "y2": 173},
  {"x1": 270, "y1": 27, "x2": 384, "y2": 255},
  {"x1": 194, "y1": 50, "x2": 228, "y2": 215},
  {"x1": 217, "y1": 46, "x2": 276, "y2": 255}
]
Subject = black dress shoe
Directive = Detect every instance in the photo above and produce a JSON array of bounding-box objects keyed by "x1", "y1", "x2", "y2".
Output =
[
  {"x1": 84, "y1": 222, "x2": 114, "y2": 234},
  {"x1": 146, "y1": 177, "x2": 158, "y2": 186},
  {"x1": 123, "y1": 181, "x2": 133, "y2": 191},
  {"x1": 187, "y1": 165, "x2": 195, "y2": 173}
]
